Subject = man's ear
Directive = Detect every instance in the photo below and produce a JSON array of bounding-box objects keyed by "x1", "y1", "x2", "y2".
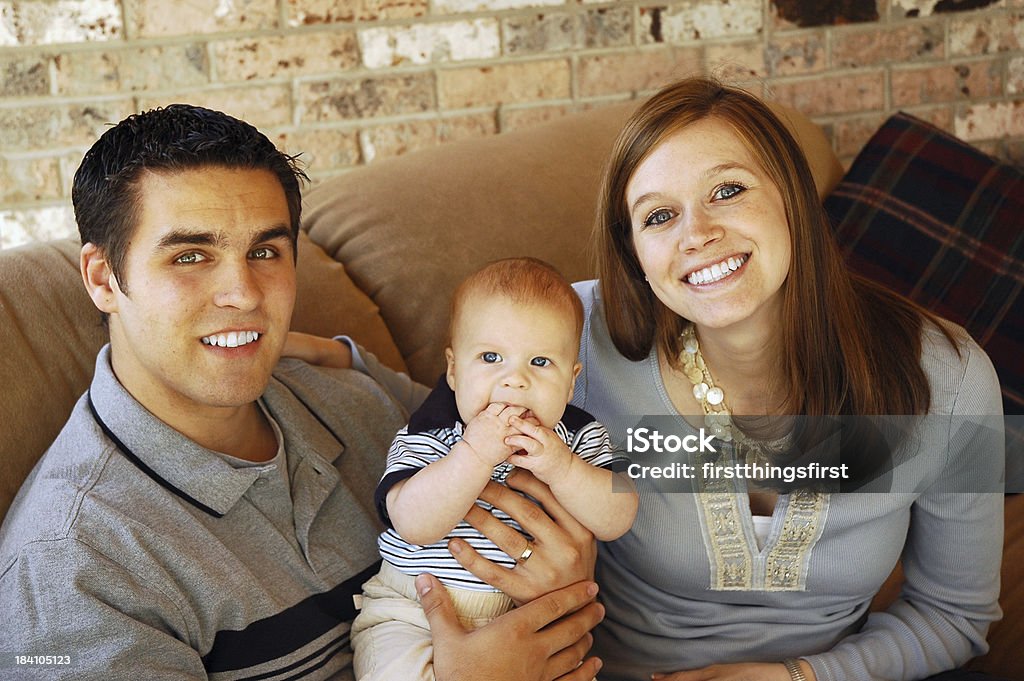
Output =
[
  {"x1": 81, "y1": 243, "x2": 120, "y2": 314},
  {"x1": 445, "y1": 347, "x2": 456, "y2": 391}
]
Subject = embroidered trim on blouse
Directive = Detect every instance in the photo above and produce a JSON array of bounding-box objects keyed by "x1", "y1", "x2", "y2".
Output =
[{"x1": 695, "y1": 448, "x2": 828, "y2": 591}]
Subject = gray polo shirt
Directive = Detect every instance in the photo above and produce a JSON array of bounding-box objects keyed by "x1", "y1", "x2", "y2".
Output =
[{"x1": 0, "y1": 345, "x2": 417, "y2": 680}]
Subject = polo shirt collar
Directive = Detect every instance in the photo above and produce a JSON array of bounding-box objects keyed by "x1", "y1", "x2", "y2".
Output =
[{"x1": 88, "y1": 345, "x2": 341, "y2": 518}]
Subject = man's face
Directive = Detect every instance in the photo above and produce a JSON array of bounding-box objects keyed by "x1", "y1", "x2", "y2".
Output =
[{"x1": 91, "y1": 166, "x2": 296, "y2": 424}]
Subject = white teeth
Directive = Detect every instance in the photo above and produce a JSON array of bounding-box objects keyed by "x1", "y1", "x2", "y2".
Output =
[
  {"x1": 202, "y1": 331, "x2": 260, "y2": 347},
  {"x1": 686, "y1": 254, "x2": 748, "y2": 286}
]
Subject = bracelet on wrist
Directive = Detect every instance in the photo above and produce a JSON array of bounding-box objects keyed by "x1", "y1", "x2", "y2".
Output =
[{"x1": 783, "y1": 658, "x2": 808, "y2": 681}]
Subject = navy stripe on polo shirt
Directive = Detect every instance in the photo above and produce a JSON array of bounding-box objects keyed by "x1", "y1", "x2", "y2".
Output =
[{"x1": 203, "y1": 561, "x2": 380, "y2": 680}]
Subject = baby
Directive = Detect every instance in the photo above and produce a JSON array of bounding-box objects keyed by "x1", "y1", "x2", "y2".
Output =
[{"x1": 351, "y1": 257, "x2": 638, "y2": 679}]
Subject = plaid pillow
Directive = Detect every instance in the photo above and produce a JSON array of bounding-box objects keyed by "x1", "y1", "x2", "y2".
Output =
[{"x1": 824, "y1": 112, "x2": 1022, "y2": 471}]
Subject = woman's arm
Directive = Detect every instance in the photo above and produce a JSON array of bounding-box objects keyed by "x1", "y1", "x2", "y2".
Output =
[{"x1": 804, "y1": 341, "x2": 1004, "y2": 680}]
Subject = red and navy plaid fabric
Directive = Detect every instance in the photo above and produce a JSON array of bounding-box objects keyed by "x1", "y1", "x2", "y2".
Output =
[{"x1": 824, "y1": 112, "x2": 1022, "y2": 464}]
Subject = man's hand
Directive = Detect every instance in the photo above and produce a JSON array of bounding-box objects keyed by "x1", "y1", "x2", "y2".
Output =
[
  {"x1": 505, "y1": 416, "x2": 577, "y2": 487},
  {"x1": 451, "y1": 470, "x2": 596, "y2": 604},
  {"x1": 282, "y1": 331, "x2": 352, "y2": 368},
  {"x1": 461, "y1": 403, "x2": 528, "y2": 468},
  {"x1": 651, "y1": 661, "x2": 814, "y2": 680},
  {"x1": 418, "y1": 573, "x2": 604, "y2": 681}
]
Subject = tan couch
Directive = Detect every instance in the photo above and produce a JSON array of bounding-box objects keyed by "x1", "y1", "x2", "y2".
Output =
[{"x1": 0, "y1": 101, "x2": 1019, "y2": 678}]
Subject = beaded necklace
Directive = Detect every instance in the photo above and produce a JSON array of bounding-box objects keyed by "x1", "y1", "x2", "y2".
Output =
[
  {"x1": 679, "y1": 323, "x2": 786, "y2": 470},
  {"x1": 679, "y1": 322, "x2": 738, "y2": 443}
]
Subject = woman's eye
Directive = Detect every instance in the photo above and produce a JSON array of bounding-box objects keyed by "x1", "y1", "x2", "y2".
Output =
[
  {"x1": 175, "y1": 252, "x2": 205, "y2": 264},
  {"x1": 530, "y1": 357, "x2": 551, "y2": 367},
  {"x1": 481, "y1": 352, "x2": 502, "y2": 363},
  {"x1": 250, "y1": 247, "x2": 277, "y2": 260},
  {"x1": 643, "y1": 208, "x2": 674, "y2": 228},
  {"x1": 714, "y1": 183, "x2": 746, "y2": 201}
]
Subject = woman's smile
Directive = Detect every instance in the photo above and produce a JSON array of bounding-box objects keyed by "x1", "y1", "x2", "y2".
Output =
[{"x1": 684, "y1": 253, "x2": 750, "y2": 286}]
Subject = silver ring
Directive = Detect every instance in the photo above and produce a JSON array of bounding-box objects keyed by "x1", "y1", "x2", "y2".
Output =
[{"x1": 517, "y1": 542, "x2": 534, "y2": 564}]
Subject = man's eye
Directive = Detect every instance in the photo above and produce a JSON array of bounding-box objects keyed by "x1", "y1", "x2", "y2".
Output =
[
  {"x1": 175, "y1": 252, "x2": 205, "y2": 264},
  {"x1": 643, "y1": 208, "x2": 674, "y2": 228},
  {"x1": 530, "y1": 357, "x2": 551, "y2": 367},
  {"x1": 481, "y1": 352, "x2": 502, "y2": 363},
  {"x1": 714, "y1": 183, "x2": 746, "y2": 201},
  {"x1": 251, "y1": 247, "x2": 277, "y2": 260}
]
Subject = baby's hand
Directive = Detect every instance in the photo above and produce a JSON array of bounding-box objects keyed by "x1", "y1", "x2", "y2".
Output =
[
  {"x1": 505, "y1": 416, "x2": 576, "y2": 486},
  {"x1": 461, "y1": 403, "x2": 527, "y2": 468}
]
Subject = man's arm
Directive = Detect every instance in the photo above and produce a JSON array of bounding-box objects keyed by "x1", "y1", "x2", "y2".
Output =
[
  {"x1": 454, "y1": 470, "x2": 598, "y2": 604},
  {"x1": 0, "y1": 538, "x2": 206, "y2": 681},
  {"x1": 416, "y1": 470, "x2": 605, "y2": 681},
  {"x1": 283, "y1": 331, "x2": 429, "y2": 415},
  {"x1": 421, "y1": 575, "x2": 604, "y2": 681}
]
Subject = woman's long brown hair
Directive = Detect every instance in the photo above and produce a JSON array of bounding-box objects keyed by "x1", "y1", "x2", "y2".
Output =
[{"x1": 594, "y1": 77, "x2": 957, "y2": 417}]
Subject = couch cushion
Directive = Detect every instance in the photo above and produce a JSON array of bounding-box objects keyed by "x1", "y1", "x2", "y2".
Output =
[
  {"x1": 293, "y1": 231, "x2": 406, "y2": 374},
  {"x1": 0, "y1": 231, "x2": 404, "y2": 521},
  {"x1": 0, "y1": 239, "x2": 108, "y2": 521},
  {"x1": 824, "y1": 112, "x2": 1023, "y2": 456},
  {"x1": 303, "y1": 99, "x2": 842, "y2": 386}
]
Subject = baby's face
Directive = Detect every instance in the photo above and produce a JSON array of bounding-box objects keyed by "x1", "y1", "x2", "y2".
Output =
[{"x1": 445, "y1": 294, "x2": 581, "y2": 429}]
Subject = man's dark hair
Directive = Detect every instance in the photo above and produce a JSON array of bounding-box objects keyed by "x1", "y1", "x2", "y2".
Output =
[{"x1": 72, "y1": 104, "x2": 308, "y2": 291}]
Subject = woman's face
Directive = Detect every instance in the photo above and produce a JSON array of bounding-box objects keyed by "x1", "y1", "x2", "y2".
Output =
[{"x1": 626, "y1": 116, "x2": 792, "y2": 333}]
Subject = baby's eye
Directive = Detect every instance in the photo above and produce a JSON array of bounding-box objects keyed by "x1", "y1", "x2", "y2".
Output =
[
  {"x1": 481, "y1": 352, "x2": 502, "y2": 363},
  {"x1": 713, "y1": 183, "x2": 746, "y2": 201},
  {"x1": 643, "y1": 208, "x2": 674, "y2": 228},
  {"x1": 175, "y1": 252, "x2": 206, "y2": 264},
  {"x1": 530, "y1": 357, "x2": 551, "y2": 367}
]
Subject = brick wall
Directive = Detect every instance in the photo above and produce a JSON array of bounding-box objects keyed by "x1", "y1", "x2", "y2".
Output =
[{"x1": 2, "y1": 0, "x2": 1023, "y2": 249}]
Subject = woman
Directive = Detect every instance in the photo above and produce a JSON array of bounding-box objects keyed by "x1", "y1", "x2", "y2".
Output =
[{"x1": 574, "y1": 77, "x2": 1005, "y2": 680}]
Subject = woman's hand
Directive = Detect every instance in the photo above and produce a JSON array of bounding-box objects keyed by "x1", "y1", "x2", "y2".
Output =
[
  {"x1": 419, "y1": 573, "x2": 604, "y2": 681},
  {"x1": 651, "y1": 660, "x2": 815, "y2": 680},
  {"x1": 450, "y1": 470, "x2": 596, "y2": 605},
  {"x1": 281, "y1": 331, "x2": 352, "y2": 368}
]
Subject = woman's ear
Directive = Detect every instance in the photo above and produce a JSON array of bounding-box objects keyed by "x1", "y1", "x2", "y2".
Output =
[{"x1": 81, "y1": 242, "x2": 120, "y2": 314}]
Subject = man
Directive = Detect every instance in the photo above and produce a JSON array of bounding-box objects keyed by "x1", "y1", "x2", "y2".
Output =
[{"x1": 0, "y1": 105, "x2": 603, "y2": 680}]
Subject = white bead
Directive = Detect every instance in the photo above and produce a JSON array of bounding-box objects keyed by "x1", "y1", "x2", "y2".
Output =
[
  {"x1": 683, "y1": 337, "x2": 698, "y2": 354},
  {"x1": 706, "y1": 387, "x2": 724, "y2": 405},
  {"x1": 693, "y1": 382, "x2": 708, "y2": 400}
]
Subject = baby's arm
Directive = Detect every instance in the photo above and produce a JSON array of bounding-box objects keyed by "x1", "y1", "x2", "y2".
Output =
[
  {"x1": 387, "y1": 403, "x2": 526, "y2": 546},
  {"x1": 506, "y1": 417, "x2": 637, "y2": 541}
]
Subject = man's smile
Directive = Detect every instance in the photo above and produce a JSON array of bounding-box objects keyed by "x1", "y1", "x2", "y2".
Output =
[{"x1": 201, "y1": 330, "x2": 262, "y2": 348}]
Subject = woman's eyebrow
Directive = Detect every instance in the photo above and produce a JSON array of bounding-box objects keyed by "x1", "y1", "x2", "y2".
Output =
[{"x1": 629, "y1": 191, "x2": 665, "y2": 216}]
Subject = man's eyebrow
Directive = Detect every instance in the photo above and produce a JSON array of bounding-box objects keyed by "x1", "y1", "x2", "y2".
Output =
[
  {"x1": 154, "y1": 225, "x2": 292, "y2": 252},
  {"x1": 155, "y1": 229, "x2": 226, "y2": 251},
  {"x1": 251, "y1": 225, "x2": 293, "y2": 246}
]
